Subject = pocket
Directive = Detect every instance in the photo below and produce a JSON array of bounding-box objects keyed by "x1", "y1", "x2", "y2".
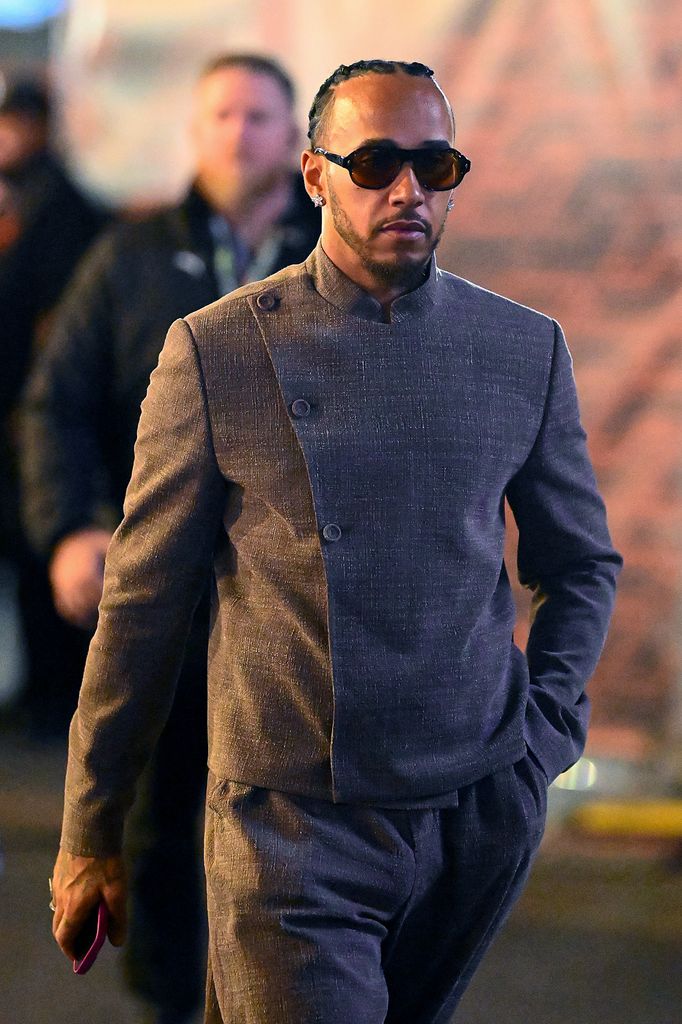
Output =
[
  {"x1": 513, "y1": 746, "x2": 549, "y2": 827},
  {"x1": 524, "y1": 741, "x2": 550, "y2": 786}
]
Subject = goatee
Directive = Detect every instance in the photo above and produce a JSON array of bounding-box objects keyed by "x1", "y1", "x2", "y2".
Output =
[
  {"x1": 327, "y1": 178, "x2": 444, "y2": 293},
  {"x1": 358, "y1": 255, "x2": 430, "y2": 291}
]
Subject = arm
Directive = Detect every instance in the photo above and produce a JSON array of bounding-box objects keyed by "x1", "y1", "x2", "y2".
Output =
[
  {"x1": 21, "y1": 234, "x2": 123, "y2": 627},
  {"x1": 0, "y1": 233, "x2": 34, "y2": 420},
  {"x1": 1, "y1": 169, "x2": 103, "y2": 419},
  {"x1": 20, "y1": 233, "x2": 118, "y2": 556},
  {"x1": 52, "y1": 318, "x2": 226, "y2": 952},
  {"x1": 506, "y1": 320, "x2": 622, "y2": 784}
]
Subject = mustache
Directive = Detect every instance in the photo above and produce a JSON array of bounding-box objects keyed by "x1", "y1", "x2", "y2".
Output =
[{"x1": 371, "y1": 215, "x2": 432, "y2": 238}]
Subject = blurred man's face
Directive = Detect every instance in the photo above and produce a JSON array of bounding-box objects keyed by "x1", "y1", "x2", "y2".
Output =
[
  {"x1": 303, "y1": 72, "x2": 455, "y2": 292},
  {"x1": 191, "y1": 66, "x2": 296, "y2": 203},
  {"x1": 0, "y1": 114, "x2": 46, "y2": 174}
]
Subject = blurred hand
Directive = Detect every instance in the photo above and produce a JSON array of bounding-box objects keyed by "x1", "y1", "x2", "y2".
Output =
[
  {"x1": 49, "y1": 528, "x2": 112, "y2": 630},
  {"x1": 51, "y1": 847, "x2": 127, "y2": 960}
]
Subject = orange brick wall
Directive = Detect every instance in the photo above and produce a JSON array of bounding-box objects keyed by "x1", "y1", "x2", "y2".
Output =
[{"x1": 436, "y1": 0, "x2": 682, "y2": 742}]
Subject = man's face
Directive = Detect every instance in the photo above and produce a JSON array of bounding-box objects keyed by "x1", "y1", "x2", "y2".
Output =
[
  {"x1": 191, "y1": 67, "x2": 296, "y2": 201},
  {"x1": 306, "y1": 72, "x2": 455, "y2": 289}
]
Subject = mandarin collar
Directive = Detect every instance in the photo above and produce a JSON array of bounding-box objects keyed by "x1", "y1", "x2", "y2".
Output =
[{"x1": 305, "y1": 240, "x2": 439, "y2": 324}]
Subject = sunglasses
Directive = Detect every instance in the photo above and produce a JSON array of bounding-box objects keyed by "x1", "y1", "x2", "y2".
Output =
[{"x1": 313, "y1": 144, "x2": 471, "y2": 191}]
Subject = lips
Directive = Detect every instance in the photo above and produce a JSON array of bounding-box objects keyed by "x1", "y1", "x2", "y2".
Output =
[
  {"x1": 381, "y1": 221, "x2": 426, "y2": 233},
  {"x1": 379, "y1": 220, "x2": 428, "y2": 239}
]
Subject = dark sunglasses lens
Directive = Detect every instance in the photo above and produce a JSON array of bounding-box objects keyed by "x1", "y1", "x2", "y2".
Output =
[
  {"x1": 414, "y1": 151, "x2": 459, "y2": 189},
  {"x1": 348, "y1": 147, "x2": 466, "y2": 190},
  {"x1": 349, "y1": 148, "x2": 402, "y2": 188}
]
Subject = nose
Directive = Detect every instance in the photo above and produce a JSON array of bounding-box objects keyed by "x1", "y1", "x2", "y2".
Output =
[
  {"x1": 232, "y1": 116, "x2": 249, "y2": 141},
  {"x1": 221, "y1": 114, "x2": 250, "y2": 148},
  {"x1": 388, "y1": 162, "x2": 425, "y2": 206}
]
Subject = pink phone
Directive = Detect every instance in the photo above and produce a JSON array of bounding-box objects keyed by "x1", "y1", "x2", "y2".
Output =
[{"x1": 73, "y1": 901, "x2": 109, "y2": 975}]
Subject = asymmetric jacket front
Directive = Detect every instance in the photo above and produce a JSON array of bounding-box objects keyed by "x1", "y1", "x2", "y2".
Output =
[{"x1": 61, "y1": 243, "x2": 621, "y2": 856}]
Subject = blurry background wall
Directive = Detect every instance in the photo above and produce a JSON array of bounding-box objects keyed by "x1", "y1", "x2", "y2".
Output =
[{"x1": 4, "y1": 0, "x2": 682, "y2": 780}]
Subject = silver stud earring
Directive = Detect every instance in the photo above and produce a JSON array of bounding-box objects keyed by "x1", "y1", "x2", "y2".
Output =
[
  {"x1": 312, "y1": 194, "x2": 326, "y2": 208},
  {"x1": 446, "y1": 197, "x2": 455, "y2": 212}
]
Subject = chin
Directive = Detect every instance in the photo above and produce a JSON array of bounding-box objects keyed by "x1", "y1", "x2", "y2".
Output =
[
  {"x1": 377, "y1": 237, "x2": 431, "y2": 259},
  {"x1": 364, "y1": 254, "x2": 429, "y2": 288},
  {"x1": 381, "y1": 246, "x2": 432, "y2": 271}
]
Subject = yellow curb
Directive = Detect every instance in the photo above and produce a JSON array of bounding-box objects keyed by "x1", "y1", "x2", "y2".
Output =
[{"x1": 570, "y1": 800, "x2": 682, "y2": 838}]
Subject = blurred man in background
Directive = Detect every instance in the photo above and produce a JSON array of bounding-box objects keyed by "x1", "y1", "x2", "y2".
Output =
[
  {"x1": 0, "y1": 77, "x2": 106, "y2": 735},
  {"x1": 22, "y1": 53, "x2": 319, "y2": 1024}
]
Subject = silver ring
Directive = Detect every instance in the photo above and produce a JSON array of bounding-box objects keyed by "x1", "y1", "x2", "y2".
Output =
[{"x1": 48, "y1": 876, "x2": 56, "y2": 912}]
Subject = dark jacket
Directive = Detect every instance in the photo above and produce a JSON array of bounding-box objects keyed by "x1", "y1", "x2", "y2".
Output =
[
  {"x1": 59, "y1": 243, "x2": 621, "y2": 856},
  {"x1": 1, "y1": 152, "x2": 105, "y2": 549},
  {"x1": 21, "y1": 178, "x2": 320, "y2": 553},
  {"x1": 1, "y1": 152, "x2": 105, "y2": 418}
]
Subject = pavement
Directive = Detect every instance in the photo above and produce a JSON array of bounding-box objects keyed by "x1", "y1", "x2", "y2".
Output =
[{"x1": 1, "y1": 722, "x2": 681, "y2": 1024}]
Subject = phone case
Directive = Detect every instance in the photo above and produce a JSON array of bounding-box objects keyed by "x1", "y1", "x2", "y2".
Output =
[{"x1": 73, "y1": 901, "x2": 109, "y2": 975}]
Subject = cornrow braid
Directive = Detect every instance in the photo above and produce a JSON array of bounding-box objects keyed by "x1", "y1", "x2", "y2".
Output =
[{"x1": 307, "y1": 59, "x2": 435, "y2": 147}]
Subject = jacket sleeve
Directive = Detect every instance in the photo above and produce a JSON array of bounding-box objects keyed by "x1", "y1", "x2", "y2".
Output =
[
  {"x1": 0, "y1": 229, "x2": 36, "y2": 421},
  {"x1": 0, "y1": 175, "x2": 103, "y2": 421},
  {"x1": 505, "y1": 320, "x2": 622, "y2": 784},
  {"x1": 60, "y1": 318, "x2": 227, "y2": 856},
  {"x1": 20, "y1": 233, "x2": 119, "y2": 554}
]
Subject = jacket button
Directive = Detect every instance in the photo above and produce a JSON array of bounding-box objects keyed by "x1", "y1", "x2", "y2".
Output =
[
  {"x1": 291, "y1": 398, "x2": 311, "y2": 418},
  {"x1": 256, "y1": 291, "x2": 277, "y2": 311},
  {"x1": 322, "y1": 523, "x2": 342, "y2": 542}
]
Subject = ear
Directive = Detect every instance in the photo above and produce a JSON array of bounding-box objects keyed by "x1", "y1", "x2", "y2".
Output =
[{"x1": 301, "y1": 149, "x2": 325, "y2": 202}]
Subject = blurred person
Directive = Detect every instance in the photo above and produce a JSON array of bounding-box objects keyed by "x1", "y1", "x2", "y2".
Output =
[
  {"x1": 0, "y1": 77, "x2": 106, "y2": 733},
  {"x1": 22, "y1": 53, "x2": 319, "y2": 1024},
  {"x1": 0, "y1": 78, "x2": 105, "y2": 413},
  {"x1": 48, "y1": 59, "x2": 620, "y2": 1024}
]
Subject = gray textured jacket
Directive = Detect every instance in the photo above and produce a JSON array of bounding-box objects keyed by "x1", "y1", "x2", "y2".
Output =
[{"x1": 62, "y1": 242, "x2": 621, "y2": 856}]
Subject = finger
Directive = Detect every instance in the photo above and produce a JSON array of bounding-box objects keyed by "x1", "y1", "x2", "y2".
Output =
[
  {"x1": 64, "y1": 576, "x2": 101, "y2": 624},
  {"x1": 84, "y1": 578, "x2": 103, "y2": 609},
  {"x1": 53, "y1": 591, "x2": 82, "y2": 628},
  {"x1": 54, "y1": 902, "x2": 94, "y2": 961},
  {"x1": 69, "y1": 599, "x2": 98, "y2": 631},
  {"x1": 50, "y1": 869, "x2": 64, "y2": 937},
  {"x1": 102, "y1": 887, "x2": 128, "y2": 946},
  {"x1": 57, "y1": 592, "x2": 96, "y2": 631},
  {"x1": 107, "y1": 914, "x2": 127, "y2": 947},
  {"x1": 79, "y1": 587, "x2": 102, "y2": 624}
]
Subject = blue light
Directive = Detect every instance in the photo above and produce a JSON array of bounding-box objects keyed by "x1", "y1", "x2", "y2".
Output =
[{"x1": 0, "y1": 0, "x2": 65, "y2": 30}]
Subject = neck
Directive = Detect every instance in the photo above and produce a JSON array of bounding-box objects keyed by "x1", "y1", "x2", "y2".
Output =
[{"x1": 196, "y1": 172, "x2": 293, "y2": 248}]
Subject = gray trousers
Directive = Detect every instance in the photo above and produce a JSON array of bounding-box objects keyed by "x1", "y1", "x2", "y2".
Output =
[{"x1": 203, "y1": 751, "x2": 548, "y2": 1024}]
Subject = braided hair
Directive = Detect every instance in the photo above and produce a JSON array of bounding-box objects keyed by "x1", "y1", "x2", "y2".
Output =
[{"x1": 307, "y1": 60, "x2": 439, "y2": 147}]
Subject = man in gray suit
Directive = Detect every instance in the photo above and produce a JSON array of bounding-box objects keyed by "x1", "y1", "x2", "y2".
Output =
[{"x1": 51, "y1": 60, "x2": 620, "y2": 1023}]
